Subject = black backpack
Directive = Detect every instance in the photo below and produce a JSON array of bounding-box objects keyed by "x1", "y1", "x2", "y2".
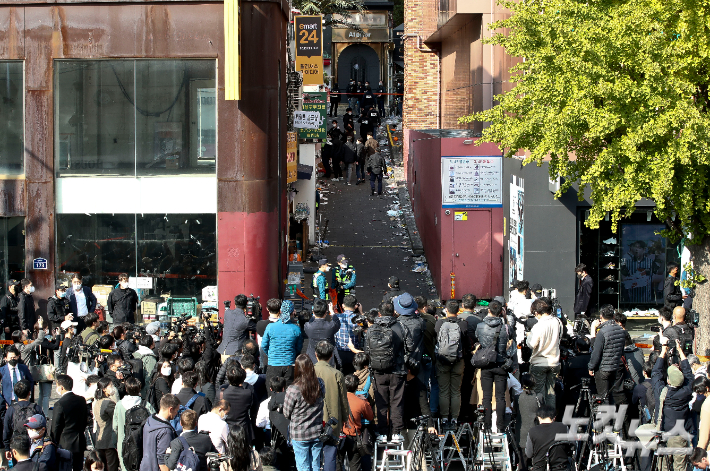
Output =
[
  {"x1": 675, "y1": 324, "x2": 694, "y2": 355},
  {"x1": 121, "y1": 401, "x2": 151, "y2": 471},
  {"x1": 145, "y1": 373, "x2": 161, "y2": 412},
  {"x1": 367, "y1": 323, "x2": 395, "y2": 371},
  {"x1": 13, "y1": 403, "x2": 41, "y2": 436}
]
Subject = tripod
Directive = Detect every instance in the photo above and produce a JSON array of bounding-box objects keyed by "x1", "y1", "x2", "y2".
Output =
[
  {"x1": 409, "y1": 416, "x2": 440, "y2": 471},
  {"x1": 571, "y1": 379, "x2": 594, "y2": 418},
  {"x1": 469, "y1": 409, "x2": 510, "y2": 471}
]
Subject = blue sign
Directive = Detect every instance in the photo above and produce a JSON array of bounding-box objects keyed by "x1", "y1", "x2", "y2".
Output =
[{"x1": 32, "y1": 258, "x2": 48, "y2": 270}]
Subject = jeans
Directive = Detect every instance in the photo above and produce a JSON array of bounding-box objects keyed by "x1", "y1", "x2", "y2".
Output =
[
  {"x1": 437, "y1": 359, "x2": 464, "y2": 419},
  {"x1": 373, "y1": 373, "x2": 406, "y2": 435},
  {"x1": 292, "y1": 439, "x2": 323, "y2": 471},
  {"x1": 430, "y1": 362, "x2": 440, "y2": 415},
  {"x1": 369, "y1": 172, "x2": 383, "y2": 195},
  {"x1": 356, "y1": 162, "x2": 365, "y2": 181},
  {"x1": 529, "y1": 364, "x2": 561, "y2": 409},
  {"x1": 37, "y1": 381, "x2": 52, "y2": 415},
  {"x1": 378, "y1": 99, "x2": 385, "y2": 117},
  {"x1": 480, "y1": 366, "x2": 507, "y2": 431},
  {"x1": 594, "y1": 368, "x2": 627, "y2": 405},
  {"x1": 345, "y1": 163, "x2": 356, "y2": 184},
  {"x1": 348, "y1": 98, "x2": 359, "y2": 115},
  {"x1": 417, "y1": 359, "x2": 438, "y2": 415}
]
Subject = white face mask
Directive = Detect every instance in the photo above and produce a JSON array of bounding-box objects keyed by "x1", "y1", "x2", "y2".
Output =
[
  {"x1": 29, "y1": 286, "x2": 35, "y2": 294},
  {"x1": 28, "y1": 429, "x2": 42, "y2": 440},
  {"x1": 161, "y1": 366, "x2": 172, "y2": 376},
  {"x1": 120, "y1": 282, "x2": 128, "y2": 289}
]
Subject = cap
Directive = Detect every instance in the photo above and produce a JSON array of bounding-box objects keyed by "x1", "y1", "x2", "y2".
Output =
[
  {"x1": 55, "y1": 283, "x2": 67, "y2": 291},
  {"x1": 61, "y1": 320, "x2": 78, "y2": 330},
  {"x1": 388, "y1": 276, "x2": 399, "y2": 287},
  {"x1": 531, "y1": 283, "x2": 542, "y2": 292},
  {"x1": 25, "y1": 414, "x2": 46, "y2": 429},
  {"x1": 336, "y1": 254, "x2": 348, "y2": 264},
  {"x1": 145, "y1": 321, "x2": 160, "y2": 335},
  {"x1": 318, "y1": 259, "x2": 330, "y2": 266},
  {"x1": 667, "y1": 365, "x2": 684, "y2": 387},
  {"x1": 493, "y1": 296, "x2": 506, "y2": 305}
]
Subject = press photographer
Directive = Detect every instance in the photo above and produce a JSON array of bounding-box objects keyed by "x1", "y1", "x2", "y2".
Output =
[
  {"x1": 587, "y1": 304, "x2": 626, "y2": 405},
  {"x1": 218, "y1": 295, "x2": 257, "y2": 363}
]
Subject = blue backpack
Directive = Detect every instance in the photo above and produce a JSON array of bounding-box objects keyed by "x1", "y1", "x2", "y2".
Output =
[
  {"x1": 175, "y1": 436, "x2": 200, "y2": 471},
  {"x1": 170, "y1": 393, "x2": 204, "y2": 433}
]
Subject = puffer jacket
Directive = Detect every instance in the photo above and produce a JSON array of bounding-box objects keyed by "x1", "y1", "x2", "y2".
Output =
[
  {"x1": 587, "y1": 320, "x2": 626, "y2": 372},
  {"x1": 475, "y1": 316, "x2": 509, "y2": 364},
  {"x1": 365, "y1": 316, "x2": 406, "y2": 375},
  {"x1": 261, "y1": 320, "x2": 303, "y2": 367},
  {"x1": 397, "y1": 313, "x2": 425, "y2": 363}
]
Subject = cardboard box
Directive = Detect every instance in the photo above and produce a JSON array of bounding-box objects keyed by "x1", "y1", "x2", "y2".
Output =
[
  {"x1": 142, "y1": 301, "x2": 157, "y2": 315},
  {"x1": 93, "y1": 285, "x2": 113, "y2": 308},
  {"x1": 166, "y1": 156, "x2": 180, "y2": 169}
]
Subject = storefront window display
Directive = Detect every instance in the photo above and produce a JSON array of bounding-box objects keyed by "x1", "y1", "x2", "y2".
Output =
[
  {"x1": 54, "y1": 59, "x2": 216, "y2": 176},
  {"x1": 56, "y1": 213, "x2": 216, "y2": 299},
  {"x1": 0, "y1": 218, "x2": 25, "y2": 295},
  {"x1": 0, "y1": 61, "x2": 24, "y2": 175}
]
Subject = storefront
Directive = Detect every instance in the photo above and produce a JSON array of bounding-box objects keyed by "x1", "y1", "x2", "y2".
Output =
[{"x1": 0, "y1": 1, "x2": 288, "y2": 313}]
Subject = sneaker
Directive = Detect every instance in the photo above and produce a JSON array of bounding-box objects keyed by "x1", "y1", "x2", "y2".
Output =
[
  {"x1": 331, "y1": 178, "x2": 339, "y2": 182},
  {"x1": 603, "y1": 237, "x2": 617, "y2": 244},
  {"x1": 450, "y1": 419, "x2": 458, "y2": 429},
  {"x1": 377, "y1": 435, "x2": 388, "y2": 444},
  {"x1": 603, "y1": 274, "x2": 616, "y2": 281},
  {"x1": 603, "y1": 262, "x2": 616, "y2": 269},
  {"x1": 602, "y1": 287, "x2": 616, "y2": 294},
  {"x1": 441, "y1": 418, "x2": 449, "y2": 430},
  {"x1": 602, "y1": 251, "x2": 615, "y2": 257},
  {"x1": 347, "y1": 183, "x2": 352, "y2": 186},
  {"x1": 391, "y1": 434, "x2": 404, "y2": 443}
]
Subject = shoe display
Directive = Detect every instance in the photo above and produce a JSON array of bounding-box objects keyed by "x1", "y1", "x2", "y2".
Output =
[
  {"x1": 391, "y1": 434, "x2": 404, "y2": 443},
  {"x1": 603, "y1": 237, "x2": 617, "y2": 244},
  {"x1": 603, "y1": 262, "x2": 616, "y2": 269},
  {"x1": 601, "y1": 287, "x2": 616, "y2": 294},
  {"x1": 602, "y1": 251, "x2": 615, "y2": 257},
  {"x1": 603, "y1": 274, "x2": 616, "y2": 281}
]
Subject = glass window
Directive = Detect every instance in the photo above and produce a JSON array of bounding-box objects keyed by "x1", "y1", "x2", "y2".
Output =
[
  {"x1": 0, "y1": 62, "x2": 24, "y2": 175},
  {"x1": 56, "y1": 213, "x2": 216, "y2": 300},
  {"x1": 55, "y1": 60, "x2": 216, "y2": 177},
  {"x1": 0, "y1": 217, "x2": 25, "y2": 296}
]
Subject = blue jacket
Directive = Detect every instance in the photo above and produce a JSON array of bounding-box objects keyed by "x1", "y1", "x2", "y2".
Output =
[
  {"x1": 262, "y1": 321, "x2": 303, "y2": 367},
  {"x1": 68, "y1": 287, "x2": 97, "y2": 318},
  {"x1": 140, "y1": 414, "x2": 176, "y2": 471},
  {"x1": 217, "y1": 308, "x2": 256, "y2": 356},
  {"x1": 0, "y1": 363, "x2": 33, "y2": 404},
  {"x1": 313, "y1": 271, "x2": 329, "y2": 299}
]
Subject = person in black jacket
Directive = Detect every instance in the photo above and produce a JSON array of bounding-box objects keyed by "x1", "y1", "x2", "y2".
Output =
[
  {"x1": 587, "y1": 305, "x2": 626, "y2": 404},
  {"x1": 343, "y1": 135, "x2": 358, "y2": 185},
  {"x1": 3, "y1": 380, "x2": 42, "y2": 456},
  {"x1": 165, "y1": 410, "x2": 216, "y2": 471},
  {"x1": 303, "y1": 300, "x2": 341, "y2": 369},
  {"x1": 376, "y1": 80, "x2": 386, "y2": 117},
  {"x1": 574, "y1": 263, "x2": 593, "y2": 318},
  {"x1": 328, "y1": 88, "x2": 340, "y2": 117},
  {"x1": 177, "y1": 371, "x2": 212, "y2": 419},
  {"x1": 106, "y1": 273, "x2": 138, "y2": 325},
  {"x1": 525, "y1": 405, "x2": 569, "y2": 471},
  {"x1": 46, "y1": 284, "x2": 71, "y2": 332},
  {"x1": 381, "y1": 277, "x2": 402, "y2": 304},
  {"x1": 219, "y1": 364, "x2": 256, "y2": 443},
  {"x1": 50, "y1": 375, "x2": 87, "y2": 471},
  {"x1": 1, "y1": 280, "x2": 21, "y2": 340},
  {"x1": 346, "y1": 80, "x2": 358, "y2": 113},
  {"x1": 366, "y1": 151, "x2": 386, "y2": 196},
  {"x1": 17, "y1": 279, "x2": 36, "y2": 335},
  {"x1": 475, "y1": 300, "x2": 510, "y2": 432},
  {"x1": 664, "y1": 262, "x2": 683, "y2": 308}
]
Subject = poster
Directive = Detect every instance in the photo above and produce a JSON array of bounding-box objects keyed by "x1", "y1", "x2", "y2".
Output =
[
  {"x1": 294, "y1": 15, "x2": 323, "y2": 85},
  {"x1": 441, "y1": 156, "x2": 503, "y2": 208},
  {"x1": 287, "y1": 132, "x2": 298, "y2": 184},
  {"x1": 620, "y1": 224, "x2": 666, "y2": 304},
  {"x1": 509, "y1": 176, "x2": 524, "y2": 287},
  {"x1": 298, "y1": 92, "x2": 327, "y2": 140},
  {"x1": 293, "y1": 111, "x2": 324, "y2": 129}
]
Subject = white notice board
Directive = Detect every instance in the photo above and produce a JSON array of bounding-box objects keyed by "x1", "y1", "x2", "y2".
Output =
[{"x1": 441, "y1": 156, "x2": 503, "y2": 208}]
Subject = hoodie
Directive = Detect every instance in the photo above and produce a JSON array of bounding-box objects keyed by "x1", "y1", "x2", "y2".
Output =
[
  {"x1": 114, "y1": 395, "x2": 155, "y2": 471},
  {"x1": 140, "y1": 414, "x2": 176, "y2": 471}
]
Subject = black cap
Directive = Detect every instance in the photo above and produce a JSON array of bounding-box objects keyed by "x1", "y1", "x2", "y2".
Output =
[
  {"x1": 531, "y1": 283, "x2": 542, "y2": 292},
  {"x1": 388, "y1": 276, "x2": 399, "y2": 287},
  {"x1": 55, "y1": 283, "x2": 67, "y2": 291}
]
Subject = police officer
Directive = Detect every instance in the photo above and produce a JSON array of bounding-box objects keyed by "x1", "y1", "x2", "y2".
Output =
[
  {"x1": 312, "y1": 259, "x2": 332, "y2": 300},
  {"x1": 332, "y1": 254, "x2": 356, "y2": 302}
]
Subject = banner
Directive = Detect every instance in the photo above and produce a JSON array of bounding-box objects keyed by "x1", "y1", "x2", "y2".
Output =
[
  {"x1": 298, "y1": 92, "x2": 327, "y2": 140},
  {"x1": 509, "y1": 176, "x2": 524, "y2": 286},
  {"x1": 294, "y1": 15, "x2": 323, "y2": 85},
  {"x1": 287, "y1": 132, "x2": 298, "y2": 183},
  {"x1": 293, "y1": 111, "x2": 325, "y2": 129}
]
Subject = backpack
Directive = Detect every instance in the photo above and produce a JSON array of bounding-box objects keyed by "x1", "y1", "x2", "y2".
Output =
[
  {"x1": 471, "y1": 326, "x2": 502, "y2": 368},
  {"x1": 640, "y1": 382, "x2": 654, "y2": 424},
  {"x1": 170, "y1": 393, "x2": 204, "y2": 433},
  {"x1": 146, "y1": 373, "x2": 161, "y2": 412},
  {"x1": 367, "y1": 323, "x2": 395, "y2": 371},
  {"x1": 13, "y1": 403, "x2": 41, "y2": 436},
  {"x1": 674, "y1": 324, "x2": 694, "y2": 355},
  {"x1": 121, "y1": 400, "x2": 151, "y2": 471},
  {"x1": 31, "y1": 440, "x2": 72, "y2": 471},
  {"x1": 437, "y1": 319, "x2": 463, "y2": 364},
  {"x1": 175, "y1": 436, "x2": 200, "y2": 471},
  {"x1": 127, "y1": 358, "x2": 144, "y2": 386}
]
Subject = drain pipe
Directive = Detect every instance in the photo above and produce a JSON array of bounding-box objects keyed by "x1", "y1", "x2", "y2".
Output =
[{"x1": 401, "y1": 33, "x2": 438, "y2": 53}]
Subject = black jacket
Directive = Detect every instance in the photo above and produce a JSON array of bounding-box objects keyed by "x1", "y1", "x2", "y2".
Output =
[
  {"x1": 46, "y1": 296, "x2": 70, "y2": 331},
  {"x1": 166, "y1": 431, "x2": 216, "y2": 471},
  {"x1": 365, "y1": 316, "x2": 406, "y2": 375},
  {"x1": 107, "y1": 287, "x2": 139, "y2": 324},
  {"x1": 117, "y1": 338, "x2": 138, "y2": 362},
  {"x1": 475, "y1": 316, "x2": 509, "y2": 363},
  {"x1": 574, "y1": 275, "x2": 593, "y2": 315},
  {"x1": 663, "y1": 276, "x2": 683, "y2": 307},
  {"x1": 343, "y1": 112, "x2": 354, "y2": 130},
  {"x1": 397, "y1": 314, "x2": 426, "y2": 364},
  {"x1": 346, "y1": 82, "x2": 357, "y2": 99},
  {"x1": 3, "y1": 400, "x2": 43, "y2": 449},
  {"x1": 219, "y1": 384, "x2": 255, "y2": 442},
  {"x1": 342, "y1": 142, "x2": 357, "y2": 164},
  {"x1": 587, "y1": 320, "x2": 626, "y2": 372},
  {"x1": 0, "y1": 293, "x2": 19, "y2": 328},
  {"x1": 652, "y1": 356, "x2": 694, "y2": 433},
  {"x1": 50, "y1": 391, "x2": 88, "y2": 452},
  {"x1": 176, "y1": 388, "x2": 213, "y2": 419},
  {"x1": 304, "y1": 316, "x2": 341, "y2": 368},
  {"x1": 525, "y1": 422, "x2": 570, "y2": 471},
  {"x1": 381, "y1": 288, "x2": 401, "y2": 305},
  {"x1": 366, "y1": 153, "x2": 385, "y2": 175},
  {"x1": 18, "y1": 292, "x2": 36, "y2": 332}
]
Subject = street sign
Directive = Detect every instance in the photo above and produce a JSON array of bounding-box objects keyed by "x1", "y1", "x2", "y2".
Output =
[
  {"x1": 32, "y1": 258, "x2": 47, "y2": 270},
  {"x1": 294, "y1": 15, "x2": 323, "y2": 85},
  {"x1": 287, "y1": 132, "x2": 298, "y2": 183},
  {"x1": 298, "y1": 92, "x2": 327, "y2": 140}
]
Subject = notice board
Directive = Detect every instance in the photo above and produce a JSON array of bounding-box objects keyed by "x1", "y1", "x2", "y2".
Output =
[{"x1": 441, "y1": 156, "x2": 502, "y2": 208}]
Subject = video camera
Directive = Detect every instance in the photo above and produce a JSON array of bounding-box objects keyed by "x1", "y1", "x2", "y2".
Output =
[
  {"x1": 172, "y1": 313, "x2": 192, "y2": 334},
  {"x1": 319, "y1": 417, "x2": 339, "y2": 445},
  {"x1": 689, "y1": 309, "x2": 700, "y2": 327},
  {"x1": 245, "y1": 294, "x2": 262, "y2": 322},
  {"x1": 206, "y1": 453, "x2": 231, "y2": 471},
  {"x1": 352, "y1": 313, "x2": 368, "y2": 338},
  {"x1": 116, "y1": 362, "x2": 133, "y2": 378}
]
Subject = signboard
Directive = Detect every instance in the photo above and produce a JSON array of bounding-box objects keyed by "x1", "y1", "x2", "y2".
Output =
[
  {"x1": 129, "y1": 277, "x2": 153, "y2": 289},
  {"x1": 441, "y1": 156, "x2": 503, "y2": 208},
  {"x1": 224, "y1": 0, "x2": 240, "y2": 100},
  {"x1": 293, "y1": 111, "x2": 325, "y2": 129},
  {"x1": 294, "y1": 15, "x2": 323, "y2": 85},
  {"x1": 298, "y1": 92, "x2": 327, "y2": 140},
  {"x1": 454, "y1": 211, "x2": 468, "y2": 221},
  {"x1": 32, "y1": 258, "x2": 47, "y2": 270},
  {"x1": 331, "y1": 28, "x2": 391, "y2": 43},
  {"x1": 509, "y1": 176, "x2": 524, "y2": 286},
  {"x1": 287, "y1": 132, "x2": 298, "y2": 184},
  {"x1": 332, "y1": 12, "x2": 388, "y2": 27}
]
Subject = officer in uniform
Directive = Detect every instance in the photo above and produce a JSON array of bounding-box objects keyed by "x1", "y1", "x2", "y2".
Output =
[
  {"x1": 312, "y1": 259, "x2": 331, "y2": 300},
  {"x1": 332, "y1": 254, "x2": 356, "y2": 303}
]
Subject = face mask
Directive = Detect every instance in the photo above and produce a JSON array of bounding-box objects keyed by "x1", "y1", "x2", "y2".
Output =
[
  {"x1": 73, "y1": 284, "x2": 81, "y2": 291},
  {"x1": 58, "y1": 291, "x2": 66, "y2": 298},
  {"x1": 324, "y1": 267, "x2": 330, "y2": 272},
  {"x1": 28, "y1": 429, "x2": 42, "y2": 440},
  {"x1": 161, "y1": 366, "x2": 172, "y2": 376},
  {"x1": 120, "y1": 282, "x2": 128, "y2": 289},
  {"x1": 29, "y1": 286, "x2": 35, "y2": 294},
  {"x1": 7, "y1": 359, "x2": 18, "y2": 367},
  {"x1": 576, "y1": 272, "x2": 582, "y2": 279}
]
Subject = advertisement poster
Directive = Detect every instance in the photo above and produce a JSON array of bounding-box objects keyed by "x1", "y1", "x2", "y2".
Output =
[
  {"x1": 294, "y1": 15, "x2": 323, "y2": 85},
  {"x1": 441, "y1": 156, "x2": 503, "y2": 208},
  {"x1": 298, "y1": 92, "x2": 327, "y2": 140},
  {"x1": 287, "y1": 132, "x2": 298, "y2": 183},
  {"x1": 509, "y1": 176, "x2": 524, "y2": 286},
  {"x1": 620, "y1": 223, "x2": 666, "y2": 304}
]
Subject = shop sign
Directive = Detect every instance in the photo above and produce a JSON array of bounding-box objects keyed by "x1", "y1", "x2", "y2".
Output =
[
  {"x1": 32, "y1": 258, "x2": 47, "y2": 270},
  {"x1": 298, "y1": 92, "x2": 327, "y2": 140},
  {"x1": 441, "y1": 156, "x2": 503, "y2": 208},
  {"x1": 332, "y1": 13, "x2": 388, "y2": 28},
  {"x1": 293, "y1": 111, "x2": 324, "y2": 129},
  {"x1": 129, "y1": 276, "x2": 153, "y2": 289},
  {"x1": 287, "y1": 132, "x2": 298, "y2": 184},
  {"x1": 331, "y1": 28, "x2": 391, "y2": 43},
  {"x1": 295, "y1": 15, "x2": 323, "y2": 85}
]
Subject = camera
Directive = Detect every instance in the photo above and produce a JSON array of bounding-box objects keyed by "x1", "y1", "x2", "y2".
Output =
[
  {"x1": 116, "y1": 362, "x2": 133, "y2": 377},
  {"x1": 689, "y1": 309, "x2": 700, "y2": 327},
  {"x1": 172, "y1": 313, "x2": 191, "y2": 334},
  {"x1": 352, "y1": 313, "x2": 368, "y2": 338},
  {"x1": 474, "y1": 405, "x2": 486, "y2": 423},
  {"x1": 245, "y1": 294, "x2": 262, "y2": 322},
  {"x1": 206, "y1": 453, "x2": 230, "y2": 471},
  {"x1": 319, "y1": 417, "x2": 340, "y2": 445}
]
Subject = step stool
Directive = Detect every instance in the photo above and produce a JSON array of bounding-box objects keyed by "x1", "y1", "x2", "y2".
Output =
[
  {"x1": 374, "y1": 439, "x2": 405, "y2": 471},
  {"x1": 378, "y1": 449, "x2": 412, "y2": 471},
  {"x1": 475, "y1": 432, "x2": 512, "y2": 471},
  {"x1": 439, "y1": 424, "x2": 476, "y2": 471}
]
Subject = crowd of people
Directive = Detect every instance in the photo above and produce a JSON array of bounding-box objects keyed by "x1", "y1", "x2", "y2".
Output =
[{"x1": 0, "y1": 262, "x2": 707, "y2": 471}]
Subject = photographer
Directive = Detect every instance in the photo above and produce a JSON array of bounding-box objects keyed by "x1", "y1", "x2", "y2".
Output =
[
  {"x1": 561, "y1": 337, "x2": 594, "y2": 410},
  {"x1": 524, "y1": 405, "x2": 569, "y2": 471},
  {"x1": 587, "y1": 305, "x2": 626, "y2": 405},
  {"x1": 262, "y1": 300, "x2": 303, "y2": 387},
  {"x1": 79, "y1": 313, "x2": 100, "y2": 347},
  {"x1": 106, "y1": 274, "x2": 138, "y2": 326},
  {"x1": 652, "y1": 337, "x2": 694, "y2": 471},
  {"x1": 103, "y1": 354, "x2": 128, "y2": 398},
  {"x1": 218, "y1": 295, "x2": 257, "y2": 363},
  {"x1": 668, "y1": 306, "x2": 695, "y2": 361},
  {"x1": 304, "y1": 300, "x2": 341, "y2": 368},
  {"x1": 652, "y1": 307, "x2": 677, "y2": 353}
]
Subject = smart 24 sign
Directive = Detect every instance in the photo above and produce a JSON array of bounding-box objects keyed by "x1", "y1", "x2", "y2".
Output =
[{"x1": 295, "y1": 15, "x2": 323, "y2": 85}]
